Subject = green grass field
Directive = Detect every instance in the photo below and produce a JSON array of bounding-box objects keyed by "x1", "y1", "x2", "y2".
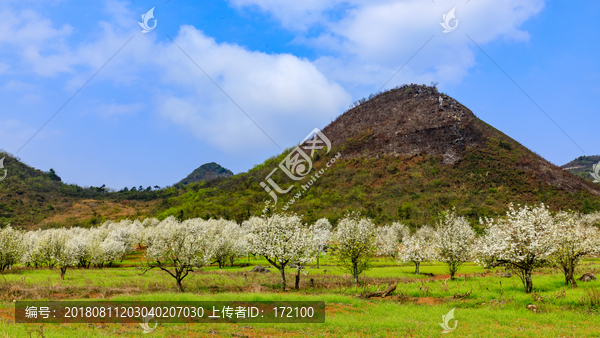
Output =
[{"x1": 1, "y1": 254, "x2": 599, "y2": 337}]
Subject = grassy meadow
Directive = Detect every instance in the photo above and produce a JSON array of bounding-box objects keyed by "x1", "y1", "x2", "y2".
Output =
[{"x1": 0, "y1": 251, "x2": 599, "y2": 337}]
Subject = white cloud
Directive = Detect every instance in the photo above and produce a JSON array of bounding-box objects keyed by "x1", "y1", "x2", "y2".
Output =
[
  {"x1": 0, "y1": 5, "x2": 74, "y2": 76},
  {"x1": 155, "y1": 26, "x2": 351, "y2": 150},
  {"x1": 231, "y1": 0, "x2": 545, "y2": 88},
  {"x1": 0, "y1": 0, "x2": 545, "y2": 154},
  {"x1": 0, "y1": 2, "x2": 351, "y2": 152},
  {"x1": 229, "y1": 0, "x2": 347, "y2": 31}
]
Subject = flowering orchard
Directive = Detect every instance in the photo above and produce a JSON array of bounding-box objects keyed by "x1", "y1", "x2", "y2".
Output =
[{"x1": 0, "y1": 205, "x2": 599, "y2": 293}]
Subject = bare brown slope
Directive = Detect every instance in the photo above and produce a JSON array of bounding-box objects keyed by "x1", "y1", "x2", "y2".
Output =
[{"x1": 322, "y1": 84, "x2": 600, "y2": 196}]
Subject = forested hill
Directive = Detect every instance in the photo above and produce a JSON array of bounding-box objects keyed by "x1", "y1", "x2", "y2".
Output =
[
  {"x1": 561, "y1": 155, "x2": 600, "y2": 181},
  {"x1": 2, "y1": 84, "x2": 600, "y2": 229},
  {"x1": 177, "y1": 162, "x2": 234, "y2": 186},
  {"x1": 0, "y1": 151, "x2": 178, "y2": 229}
]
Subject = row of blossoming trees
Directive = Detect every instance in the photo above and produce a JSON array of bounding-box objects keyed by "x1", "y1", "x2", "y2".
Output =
[{"x1": 0, "y1": 204, "x2": 599, "y2": 293}]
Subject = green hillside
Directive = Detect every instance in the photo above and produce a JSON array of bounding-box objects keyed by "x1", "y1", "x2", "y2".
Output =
[
  {"x1": 0, "y1": 151, "x2": 178, "y2": 229},
  {"x1": 561, "y1": 155, "x2": 600, "y2": 181},
  {"x1": 154, "y1": 137, "x2": 600, "y2": 229}
]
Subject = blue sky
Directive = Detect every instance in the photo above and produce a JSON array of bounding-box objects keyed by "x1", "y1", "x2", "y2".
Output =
[{"x1": 0, "y1": 0, "x2": 598, "y2": 190}]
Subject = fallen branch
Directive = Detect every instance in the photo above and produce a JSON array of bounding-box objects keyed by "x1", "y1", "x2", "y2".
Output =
[{"x1": 362, "y1": 283, "x2": 397, "y2": 299}]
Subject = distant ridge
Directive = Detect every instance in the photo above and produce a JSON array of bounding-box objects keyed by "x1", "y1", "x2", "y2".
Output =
[
  {"x1": 561, "y1": 155, "x2": 600, "y2": 181},
  {"x1": 178, "y1": 162, "x2": 233, "y2": 185}
]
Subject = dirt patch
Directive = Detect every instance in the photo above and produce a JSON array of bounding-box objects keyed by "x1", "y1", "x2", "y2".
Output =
[
  {"x1": 37, "y1": 199, "x2": 157, "y2": 229},
  {"x1": 326, "y1": 303, "x2": 354, "y2": 316},
  {"x1": 415, "y1": 297, "x2": 445, "y2": 305},
  {"x1": 0, "y1": 307, "x2": 14, "y2": 322}
]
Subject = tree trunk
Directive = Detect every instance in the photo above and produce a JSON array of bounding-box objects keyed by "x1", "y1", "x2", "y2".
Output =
[
  {"x1": 295, "y1": 270, "x2": 300, "y2": 290},
  {"x1": 414, "y1": 262, "x2": 420, "y2": 275},
  {"x1": 353, "y1": 262, "x2": 359, "y2": 284},
  {"x1": 524, "y1": 269, "x2": 533, "y2": 293},
  {"x1": 280, "y1": 267, "x2": 287, "y2": 291},
  {"x1": 176, "y1": 268, "x2": 185, "y2": 292},
  {"x1": 60, "y1": 266, "x2": 67, "y2": 280},
  {"x1": 449, "y1": 262, "x2": 457, "y2": 280},
  {"x1": 316, "y1": 252, "x2": 320, "y2": 269},
  {"x1": 568, "y1": 263, "x2": 577, "y2": 288}
]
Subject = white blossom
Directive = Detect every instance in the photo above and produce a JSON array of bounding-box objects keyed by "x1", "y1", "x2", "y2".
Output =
[
  {"x1": 433, "y1": 210, "x2": 476, "y2": 279},
  {"x1": 0, "y1": 225, "x2": 25, "y2": 272},
  {"x1": 397, "y1": 226, "x2": 437, "y2": 275},
  {"x1": 246, "y1": 213, "x2": 316, "y2": 290},
  {"x1": 551, "y1": 211, "x2": 600, "y2": 287},
  {"x1": 314, "y1": 218, "x2": 332, "y2": 269},
  {"x1": 476, "y1": 204, "x2": 557, "y2": 293},
  {"x1": 332, "y1": 212, "x2": 377, "y2": 283},
  {"x1": 376, "y1": 222, "x2": 409, "y2": 258},
  {"x1": 205, "y1": 219, "x2": 246, "y2": 268},
  {"x1": 144, "y1": 216, "x2": 213, "y2": 292}
]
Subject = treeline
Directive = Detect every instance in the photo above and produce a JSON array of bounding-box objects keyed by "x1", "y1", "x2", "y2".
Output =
[{"x1": 1, "y1": 204, "x2": 599, "y2": 294}]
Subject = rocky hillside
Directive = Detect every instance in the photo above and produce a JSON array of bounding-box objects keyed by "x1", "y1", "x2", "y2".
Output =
[
  {"x1": 154, "y1": 84, "x2": 600, "y2": 226},
  {"x1": 322, "y1": 84, "x2": 599, "y2": 196}
]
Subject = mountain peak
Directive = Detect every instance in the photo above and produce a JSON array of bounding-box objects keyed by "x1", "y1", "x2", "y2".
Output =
[
  {"x1": 178, "y1": 162, "x2": 233, "y2": 185},
  {"x1": 322, "y1": 84, "x2": 599, "y2": 196},
  {"x1": 323, "y1": 84, "x2": 481, "y2": 164}
]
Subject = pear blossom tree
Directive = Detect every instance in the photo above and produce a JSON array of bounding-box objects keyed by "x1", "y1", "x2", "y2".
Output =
[
  {"x1": 26, "y1": 229, "x2": 58, "y2": 268},
  {"x1": 52, "y1": 228, "x2": 79, "y2": 280},
  {"x1": 22, "y1": 230, "x2": 42, "y2": 268},
  {"x1": 0, "y1": 225, "x2": 25, "y2": 272},
  {"x1": 551, "y1": 212, "x2": 600, "y2": 287},
  {"x1": 580, "y1": 211, "x2": 600, "y2": 227},
  {"x1": 139, "y1": 218, "x2": 160, "y2": 248},
  {"x1": 69, "y1": 228, "x2": 93, "y2": 268},
  {"x1": 433, "y1": 210, "x2": 476, "y2": 280},
  {"x1": 476, "y1": 204, "x2": 557, "y2": 293},
  {"x1": 206, "y1": 219, "x2": 245, "y2": 268},
  {"x1": 144, "y1": 217, "x2": 214, "y2": 292},
  {"x1": 376, "y1": 222, "x2": 410, "y2": 258},
  {"x1": 313, "y1": 218, "x2": 332, "y2": 269},
  {"x1": 24, "y1": 228, "x2": 79, "y2": 279},
  {"x1": 397, "y1": 226, "x2": 437, "y2": 275},
  {"x1": 246, "y1": 214, "x2": 316, "y2": 290},
  {"x1": 87, "y1": 227, "x2": 111, "y2": 267},
  {"x1": 332, "y1": 213, "x2": 377, "y2": 284}
]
